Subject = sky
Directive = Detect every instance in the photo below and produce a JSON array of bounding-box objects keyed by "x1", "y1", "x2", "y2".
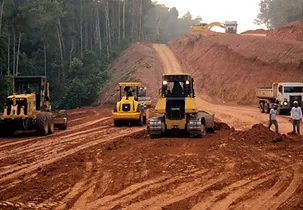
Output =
[{"x1": 155, "y1": 0, "x2": 263, "y2": 33}]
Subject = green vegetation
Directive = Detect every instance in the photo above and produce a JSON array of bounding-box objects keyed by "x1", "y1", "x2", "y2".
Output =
[
  {"x1": 0, "y1": 0, "x2": 199, "y2": 110},
  {"x1": 256, "y1": 0, "x2": 303, "y2": 28}
]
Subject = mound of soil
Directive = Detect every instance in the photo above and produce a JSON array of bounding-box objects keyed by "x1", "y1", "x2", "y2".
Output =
[
  {"x1": 98, "y1": 41, "x2": 162, "y2": 105},
  {"x1": 238, "y1": 124, "x2": 283, "y2": 144},
  {"x1": 169, "y1": 31, "x2": 303, "y2": 104},
  {"x1": 267, "y1": 21, "x2": 303, "y2": 41},
  {"x1": 241, "y1": 29, "x2": 269, "y2": 34}
]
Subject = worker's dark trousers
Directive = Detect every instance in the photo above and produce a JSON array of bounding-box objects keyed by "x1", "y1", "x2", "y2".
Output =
[
  {"x1": 269, "y1": 120, "x2": 279, "y2": 133},
  {"x1": 292, "y1": 120, "x2": 301, "y2": 134}
]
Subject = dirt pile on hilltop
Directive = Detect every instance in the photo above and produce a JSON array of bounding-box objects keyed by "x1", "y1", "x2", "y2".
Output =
[
  {"x1": 241, "y1": 29, "x2": 269, "y2": 35},
  {"x1": 169, "y1": 30, "x2": 303, "y2": 104},
  {"x1": 98, "y1": 41, "x2": 162, "y2": 105},
  {"x1": 267, "y1": 21, "x2": 303, "y2": 41}
]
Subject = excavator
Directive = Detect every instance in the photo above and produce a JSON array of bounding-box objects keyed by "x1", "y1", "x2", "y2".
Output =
[
  {"x1": 190, "y1": 21, "x2": 237, "y2": 33},
  {"x1": 148, "y1": 73, "x2": 215, "y2": 138}
]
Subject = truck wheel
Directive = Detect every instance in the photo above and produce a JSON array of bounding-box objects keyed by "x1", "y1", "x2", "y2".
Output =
[
  {"x1": 46, "y1": 113, "x2": 55, "y2": 134},
  {"x1": 259, "y1": 102, "x2": 265, "y2": 113},
  {"x1": 36, "y1": 113, "x2": 49, "y2": 136},
  {"x1": 264, "y1": 103, "x2": 270, "y2": 113}
]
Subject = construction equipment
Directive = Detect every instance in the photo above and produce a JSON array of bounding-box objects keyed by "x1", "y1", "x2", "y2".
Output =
[
  {"x1": 190, "y1": 21, "x2": 238, "y2": 34},
  {"x1": 0, "y1": 76, "x2": 68, "y2": 136},
  {"x1": 112, "y1": 82, "x2": 149, "y2": 126},
  {"x1": 148, "y1": 74, "x2": 215, "y2": 138},
  {"x1": 138, "y1": 86, "x2": 152, "y2": 108},
  {"x1": 224, "y1": 21, "x2": 238, "y2": 33},
  {"x1": 256, "y1": 82, "x2": 303, "y2": 114}
]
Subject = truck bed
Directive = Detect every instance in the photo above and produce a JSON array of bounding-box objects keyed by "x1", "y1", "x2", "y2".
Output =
[{"x1": 255, "y1": 87, "x2": 275, "y2": 99}]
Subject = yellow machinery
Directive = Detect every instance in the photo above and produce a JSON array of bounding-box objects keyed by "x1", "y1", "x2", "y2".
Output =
[
  {"x1": 112, "y1": 82, "x2": 149, "y2": 126},
  {"x1": 190, "y1": 21, "x2": 237, "y2": 33},
  {"x1": 190, "y1": 22, "x2": 226, "y2": 31},
  {"x1": 138, "y1": 86, "x2": 152, "y2": 108},
  {"x1": 0, "y1": 76, "x2": 68, "y2": 136},
  {"x1": 148, "y1": 74, "x2": 215, "y2": 138}
]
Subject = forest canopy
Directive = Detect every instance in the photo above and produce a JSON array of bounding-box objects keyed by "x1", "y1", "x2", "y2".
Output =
[
  {"x1": 255, "y1": 0, "x2": 303, "y2": 29},
  {"x1": 0, "y1": 0, "x2": 199, "y2": 110}
]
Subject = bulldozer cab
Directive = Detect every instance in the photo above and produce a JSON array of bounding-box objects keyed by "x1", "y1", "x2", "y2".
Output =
[
  {"x1": 162, "y1": 74, "x2": 195, "y2": 98},
  {"x1": 14, "y1": 76, "x2": 50, "y2": 111},
  {"x1": 138, "y1": 87, "x2": 147, "y2": 97},
  {"x1": 119, "y1": 82, "x2": 141, "y2": 101}
]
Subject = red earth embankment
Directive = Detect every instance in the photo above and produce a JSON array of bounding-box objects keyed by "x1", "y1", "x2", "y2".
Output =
[
  {"x1": 98, "y1": 41, "x2": 162, "y2": 106},
  {"x1": 241, "y1": 29, "x2": 269, "y2": 35},
  {"x1": 267, "y1": 21, "x2": 303, "y2": 42},
  {"x1": 168, "y1": 31, "x2": 303, "y2": 104}
]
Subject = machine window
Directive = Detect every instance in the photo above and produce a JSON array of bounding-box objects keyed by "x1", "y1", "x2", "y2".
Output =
[
  {"x1": 163, "y1": 81, "x2": 191, "y2": 97},
  {"x1": 284, "y1": 87, "x2": 303, "y2": 93}
]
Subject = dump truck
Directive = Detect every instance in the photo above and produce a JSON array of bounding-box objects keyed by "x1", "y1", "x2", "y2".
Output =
[
  {"x1": 256, "y1": 82, "x2": 303, "y2": 114},
  {"x1": 112, "y1": 82, "x2": 149, "y2": 126},
  {"x1": 0, "y1": 76, "x2": 68, "y2": 136},
  {"x1": 224, "y1": 21, "x2": 238, "y2": 33},
  {"x1": 148, "y1": 73, "x2": 215, "y2": 138}
]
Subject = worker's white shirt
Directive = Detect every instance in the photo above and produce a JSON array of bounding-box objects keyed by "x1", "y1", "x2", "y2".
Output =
[
  {"x1": 291, "y1": 107, "x2": 302, "y2": 120},
  {"x1": 270, "y1": 109, "x2": 277, "y2": 120}
]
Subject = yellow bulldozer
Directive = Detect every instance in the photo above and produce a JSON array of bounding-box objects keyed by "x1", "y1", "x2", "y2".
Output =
[
  {"x1": 148, "y1": 73, "x2": 215, "y2": 138},
  {"x1": 112, "y1": 82, "x2": 150, "y2": 126},
  {"x1": 0, "y1": 76, "x2": 68, "y2": 136}
]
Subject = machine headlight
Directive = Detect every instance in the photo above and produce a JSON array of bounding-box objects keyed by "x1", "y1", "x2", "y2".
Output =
[
  {"x1": 163, "y1": 81, "x2": 168, "y2": 85},
  {"x1": 283, "y1": 101, "x2": 288, "y2": 106},
  {"x1": 186, "y1": 80, "x2": 190, "y2": 85}
]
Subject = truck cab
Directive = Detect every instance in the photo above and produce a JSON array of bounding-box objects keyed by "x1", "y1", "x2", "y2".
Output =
[
  {"x1": 224, "y1": 21, "x2": 238, "y2": 33},
  {"x1": 276, "y1": 83, "x2": 303, "y2": 109}
]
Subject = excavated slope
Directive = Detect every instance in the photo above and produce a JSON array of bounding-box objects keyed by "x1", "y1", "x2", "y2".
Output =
[
  {"x1": 267, "y1": 20, "x2": 303, "y2": 42},
  {"x1": 98, "y1": 41, "x2": 162, "y2": 106},
  {"x1": 169, "y1": 31, "x2": 303, "y2": 104}
]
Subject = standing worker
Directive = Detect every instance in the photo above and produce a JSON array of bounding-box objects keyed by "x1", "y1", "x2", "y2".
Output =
[
  {"x1": 269, "y1": 104, "x2": 279, "y2": 133},
  {"x1": 291, "y1": 101, "x2": 302, "y2": 135}
]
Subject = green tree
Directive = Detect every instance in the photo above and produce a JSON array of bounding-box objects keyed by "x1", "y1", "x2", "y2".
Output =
[{"x1": 256, "y1": 0, "x2": 303, "y2": 28}]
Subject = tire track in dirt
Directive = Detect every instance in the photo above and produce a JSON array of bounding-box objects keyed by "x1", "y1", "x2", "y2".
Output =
[
  {"x1": 122, "y1": 171, "x2": 228, "y2": 210},
  {"x1": 260, "y1": 167, "x2": 301, "y2": 210},
  {"x1": 0, "y1": 116, "x2": 112, "y2": 150},
  {"x1": 0, "y1": 124, "x2": 115, "y2": 180},
  {"x1": 0, "y1": 124, "x2": 111, "y2": 161},
  {"x1": 233, "y1": 170, "x2": 290, "y2": 210},
  {"x1": 0, "y1": 126, "x2": 144, "y2": 184},
  {"x1": 86, "y1": 169, "x2": 212, "y2": 209},
  {"x1": 190, "y1": 170, "x2": 276, "y2": 210}
]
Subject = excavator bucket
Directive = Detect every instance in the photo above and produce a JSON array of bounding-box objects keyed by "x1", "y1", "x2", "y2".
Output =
[{"x1": 53, "y1": 110, "x2": 68, "y2": 130}]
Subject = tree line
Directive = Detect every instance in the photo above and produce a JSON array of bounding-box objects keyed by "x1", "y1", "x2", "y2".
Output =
[
  {"x1": 256, "y1": 0, "x2": 303, "y2": 29},
  {"x1": 0, "y1": 0, "x2": 199, "y2": 110}
]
